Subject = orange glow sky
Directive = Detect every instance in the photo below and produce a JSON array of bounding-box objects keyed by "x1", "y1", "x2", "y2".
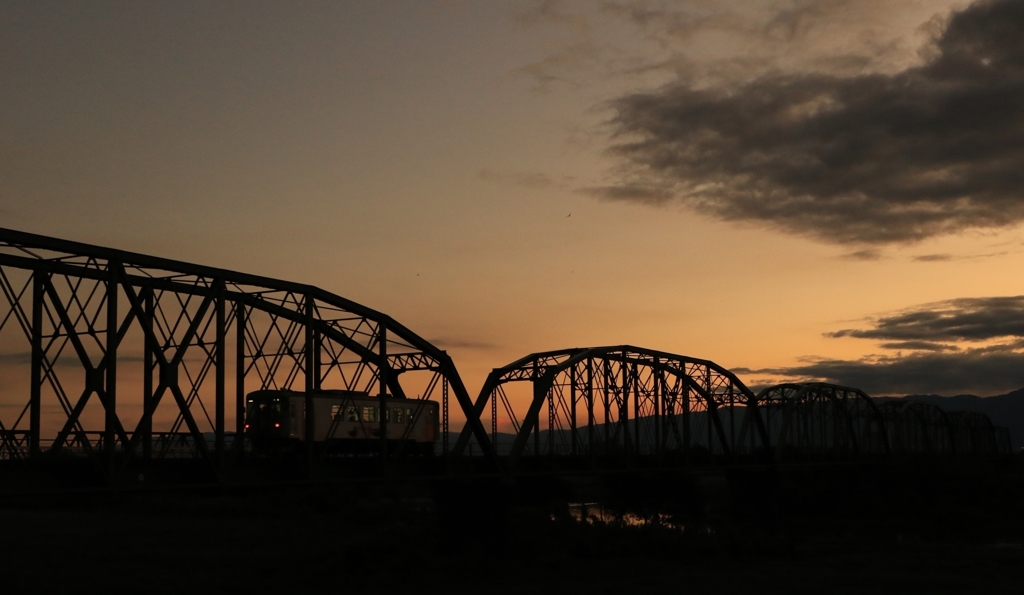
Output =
[{"x1": 5, "y1": 0, "x2": 1024, "y2": 401}]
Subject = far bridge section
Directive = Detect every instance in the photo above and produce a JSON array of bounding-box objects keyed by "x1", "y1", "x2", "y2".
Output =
[
  {"x1": 0, "y1": 227, "x2": 495, "y2": 483},
  {"x1": 751, "y1": 382, "x2": 1012, "y2": 461},
  {"x1": 450, "y1": 358, "x2": 1014, "y2": 473},
  {"x1": 451, "y1": 346, "x2": 772, "y2": 470},
  {"x1": 748, "y1": 383, "x2": 890, "y2": 462}
]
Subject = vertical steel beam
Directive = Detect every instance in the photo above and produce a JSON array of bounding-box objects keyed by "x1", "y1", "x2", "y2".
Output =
[
  {"x1": 653, "y1": 359, "x2": 661, "y2": 459},
  {"x1": 710, "y1": 402, "x2": 732, "y2": 456},
  {"x1": 533, "y1": 360, "x2": 540, "y2": 456},
  {"x1": 29, "y1": 271, "x2": 43, "y2": 458},
  {"x1": 105, "y1": 263, "x2": 118, "y2": 470},
  {"x1": 751, "y1": 396, "x2": 771, "y2": 455},
  {"x1": 304, "y1": 297, "x2": 316, "y2": 470},
  {"x1": 705, "y1": 368, "x2": 713, "y2": 451},
  {"x1": 620, "y1": 351, "x2": 630, "y2": 457},
  {"x1": 215, "y1": 281, "x2": 226, "y2": 472},
  {"x1": 234, "y1": 302, "x2": 246, "y2": 453},
  {"x1": 142, "y1": 289, "x2": 154, "y2": 461},
  {"x1": 570, "y1": 364, "x2": 577, "y2": 457},
  {"x1": 548, "y1": 382, "x2": 554, "y2": 460},
  {"x1": 586, "y1": 357, "x2": 594, "y2": 465},
  {"x1": 728, "y1": 383, "x2": 736, "y2": 460},
  {"x1": 682, "y1": 385, "x2": 691, "y2": 452},
  {"x1": 845, "y1": 389, "x2": 862, "y2": 455},
  {"x1": 533, "y1": 407, "x2": 540, "y2": 455},
  {"x1": 490, "y1": 384, "x2": 496, "y2": 454},
  {"x1": 602, "y1": 359, "x2": 610, "y2": 447},
  {"x1": 378, "y1": 325, "x2": 387, "y2": 470},
  {"x1": 311, "y1": 330, "x2": 320, "y2": 391},
  {"x1": 631, "y1": 362, "x2": 640, "y2": 452},
  {"x1": 631, "y1": 363, "x2": 640, "y2": 430},
  {"x1": 443, "y1": 377, "x2": 449, "y2": 455}
]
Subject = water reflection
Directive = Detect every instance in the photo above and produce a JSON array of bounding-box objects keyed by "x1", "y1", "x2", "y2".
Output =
[{"x1": 562, "y1": 502, "x2": 685, "y2": 530}]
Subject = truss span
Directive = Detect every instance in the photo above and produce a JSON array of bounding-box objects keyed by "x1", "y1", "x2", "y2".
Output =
[
  {"x1": 452, "y1": 345, "x2": 770, "y2": 466},
  {"x1": 948, "y1": 410, "x2": 1010, "y2": 455},
  {"x1": 0, "y1": 228, "x2": 494, "y2": 470},
  {"x1": 878, "y1": 400, "x2": 953, "y2": 455},
  {"x1": 752, "y1": 383, "x2": 890, "y2": 462}
]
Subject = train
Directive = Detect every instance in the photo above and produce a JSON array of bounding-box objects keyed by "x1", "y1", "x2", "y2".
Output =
[{"x1": 244, "y1": 389, "x2": 439, "y2": 455}]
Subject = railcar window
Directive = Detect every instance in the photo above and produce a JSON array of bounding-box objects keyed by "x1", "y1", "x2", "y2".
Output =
[
  {"x1": 330, "y1": 405, "x2": 341, "y2": 420},
  {"x1": 393, "y1": 408, "x2": 404, "y2": 423},
  {"x1": 345, "y1": 406, "x2": 358, "y2": 422},
  {"x1": 362, "y1": 406, "x2": 377, "y2": 422},
  {"x1": 405, "y1": 408, "x2": 413, "y2": 423}
]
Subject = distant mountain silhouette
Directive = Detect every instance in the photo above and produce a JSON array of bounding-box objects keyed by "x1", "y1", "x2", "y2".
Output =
[{"x1": 878, "y1": 387, "x2": 1024, "y2": 450}]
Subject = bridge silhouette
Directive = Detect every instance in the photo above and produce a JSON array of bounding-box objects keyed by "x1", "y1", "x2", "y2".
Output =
[{"x1": 0, "y1": 228, "x2": 1011, "y2": 488}]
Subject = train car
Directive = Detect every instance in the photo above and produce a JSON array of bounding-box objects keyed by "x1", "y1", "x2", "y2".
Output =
[{"x1": 244, "y1": 389, "x2": 438, "y2": 455}]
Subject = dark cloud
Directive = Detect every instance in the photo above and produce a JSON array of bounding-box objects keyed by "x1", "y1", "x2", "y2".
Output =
[
  {"x1": 878, "y1": 341, "x2": 959, "y2": 352},
  {"x1": 756, "y1": 294, "x2": 1024, "y2": 395},
  {"x1": 0, "y1": 352, "x2": 30, "y2": 365},
  {"x1": 912, "y1": 250, "x2": 1009, "y2": 262},
  {"x1": 601, "y1": 1, "x2": 752, "y2": 43},
  {"x1": 829, "y1": 296, "x2": 1024, "y2": 343},
  {"x1": 606, "y1": 0, "x2": 1024, "y2": 244},
  {"x1": 753, "y1": 349, "x2": 1024, "y2": 396},
  {"x1": 586, "y1": 182, "x2": 670, "y2": 204},
  {"x1": 913, "y1": 253, "x2": 954, "y2": 262},
  {"x1": 841, "y1": 249, "x2": 882, "y2": 261}
]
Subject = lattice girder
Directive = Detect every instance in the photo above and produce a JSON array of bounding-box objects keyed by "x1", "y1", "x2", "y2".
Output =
[
  {"x1": 753, "y1": 382, "x2": 890, "y2": 461},
  {"x1": 453, "y1": 345, "x2": 770, "y2": 466},
  {"x1": 0, "y1": 227, "x2": 494, "y2": 469}
]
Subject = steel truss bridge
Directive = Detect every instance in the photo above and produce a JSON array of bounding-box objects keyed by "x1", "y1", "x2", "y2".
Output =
[
  {"x1": 453, "y1": 354, "x2": 1012, "y2": 470},
  {"x1": 452, "y1": 346, "x2": 771, "y2": 467},
  {"x1": 0, "y1": 228, "x2": 1012, "y2": 485},
  {"x1": 753, "y1": 383, "x2": 1010, "y2": 461}
]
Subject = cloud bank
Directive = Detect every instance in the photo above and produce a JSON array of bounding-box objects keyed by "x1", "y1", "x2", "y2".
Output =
[
  {"x1": 754, "y1": 349, "x2": 1024, "y2": 396},
  {"x1": 603, "y1": 0, "x2": 1024, "y2": 244},
  {"x1": 829, "y1": 296, "x2": 1024, "y2": 343},
  {"x1": 761, "y1": 295, "x2": 1024, "y2": 395}
]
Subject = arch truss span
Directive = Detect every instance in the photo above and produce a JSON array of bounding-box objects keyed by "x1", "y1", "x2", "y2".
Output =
[
  {"x1": 753, "y1": 383, "x2": 890, "y2": 462},
  {"x1": 0, "y1": 227, "x2": 494, "y2": 471},
  {"x1": 878, "y1": 400, "x2": 953, "y2": 455},
  {"x1": 947, "y1": 410, "x2": 1011, "y2": 455},
  {"x1": 452, "y1": 345, "x2": 771, "y2": 467}
]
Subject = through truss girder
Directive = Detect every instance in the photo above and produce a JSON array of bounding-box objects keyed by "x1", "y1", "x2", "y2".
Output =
[
  {"x1": 752, "y1": 382, "x2": 891, "y2": 462},
  {"x1": 0, "y1": 227, "x2": 495, "y2": 472},
  {"x1": 452, "y1": 345, "x2": 771, "y2": 468}
]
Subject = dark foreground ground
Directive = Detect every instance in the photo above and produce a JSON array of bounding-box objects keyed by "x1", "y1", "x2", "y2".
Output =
[{"x1": 2, "y1": 458, "x2": 1024, "y2": 594}]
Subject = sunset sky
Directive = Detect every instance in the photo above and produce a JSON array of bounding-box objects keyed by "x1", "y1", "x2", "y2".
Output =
[{"x1": 4, "y1": 0, "x2": 1024, "y2": 399}]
